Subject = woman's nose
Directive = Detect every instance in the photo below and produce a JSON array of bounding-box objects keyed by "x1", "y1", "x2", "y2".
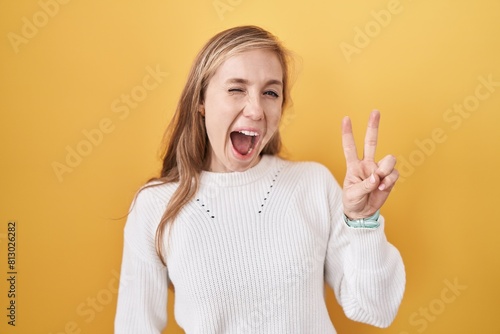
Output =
[{"x1": 243, "y1": 95, "x2": 264, "y2": 121}]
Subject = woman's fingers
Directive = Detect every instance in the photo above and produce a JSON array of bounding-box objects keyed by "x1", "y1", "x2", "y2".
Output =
[
  {"x1": 341, "y1": 116, "x2": 359, "y2": 165},
  {"x1": 378, "y1": 169, "x2": 399, "y2": 191},
  {"x1": 341, "y1": 111, "x2": 399, "y2": 217},
  {"x1": 376, "y1": 155, "x2": 397, "y2": 176},
  {"x1": 363, "y1": 110, "x2": 380, "y2": 161},
  {"x1": 376, "y1": 155, "x2": 398, "y2": 191}
]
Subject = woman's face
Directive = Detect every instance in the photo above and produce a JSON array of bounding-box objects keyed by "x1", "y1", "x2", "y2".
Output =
[{"x1": 201, "y1": 49, "x2": 284, "y2": 172}]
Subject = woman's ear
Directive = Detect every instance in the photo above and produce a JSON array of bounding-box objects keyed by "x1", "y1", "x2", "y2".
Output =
[{"x1": 198, "y1": 104, "x2": 205, "y2": 117}]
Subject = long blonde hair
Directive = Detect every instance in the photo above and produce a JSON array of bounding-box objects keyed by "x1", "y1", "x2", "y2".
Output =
[{"x1": 147, "y1": 25, "x2": 293, "y2": 265}]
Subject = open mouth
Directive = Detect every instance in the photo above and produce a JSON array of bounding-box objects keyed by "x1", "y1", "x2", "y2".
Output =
[{"x1": 230, "y1": 130, "x2": 259, "y2": 156}]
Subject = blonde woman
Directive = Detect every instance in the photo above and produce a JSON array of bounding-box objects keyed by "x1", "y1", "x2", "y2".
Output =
[{"x1": 115, "y1": 25, "x2": 405, "y2": 333}]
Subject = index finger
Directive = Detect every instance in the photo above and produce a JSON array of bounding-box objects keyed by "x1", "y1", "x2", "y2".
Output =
[
  {"x1": 342, "y1": 116, "x2": 359, "y2": 164},
  {"x1": 363, "y1": 110, "x2": 380, "y2": 161}
]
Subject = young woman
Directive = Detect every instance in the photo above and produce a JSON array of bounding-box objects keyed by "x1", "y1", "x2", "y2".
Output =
[{"x1": 115, "y1": 25, "x2": 405, "y2": 333}]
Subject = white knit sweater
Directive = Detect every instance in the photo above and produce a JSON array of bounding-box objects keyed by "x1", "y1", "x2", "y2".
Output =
[{"x1": 114, "y1": 155, "x2": 405, "y2": 334}]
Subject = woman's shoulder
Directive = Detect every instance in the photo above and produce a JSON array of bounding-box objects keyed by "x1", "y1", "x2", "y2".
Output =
[
  {"x1": 123, "y1": 180, "x2": 177, "y2": 240},
  {"x1": 131, "y1": 179, "x2": 178, "y2": 212}
]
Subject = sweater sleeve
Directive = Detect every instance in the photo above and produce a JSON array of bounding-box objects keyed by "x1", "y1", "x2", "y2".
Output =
[
  {"x1": 114, "y1": 189, "x2": 169, "y2": 334},
  {"x1": 323, "y1": 173, "x2": 405, "y2": 328}
]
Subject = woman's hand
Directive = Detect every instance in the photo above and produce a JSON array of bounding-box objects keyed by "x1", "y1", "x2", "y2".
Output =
[{"x1": 341, "y1": 110, "x2": 399, "y2": 219}]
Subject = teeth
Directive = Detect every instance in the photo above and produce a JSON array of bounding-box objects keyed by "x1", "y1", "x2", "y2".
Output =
[{"x1": 239, "y1": 130, "x2": 258, "y2": 136}]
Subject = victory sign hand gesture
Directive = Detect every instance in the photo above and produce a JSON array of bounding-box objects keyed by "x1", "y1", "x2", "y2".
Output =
[{"x1": 342, "y1": 110, "x2": 399, "y2": 219}]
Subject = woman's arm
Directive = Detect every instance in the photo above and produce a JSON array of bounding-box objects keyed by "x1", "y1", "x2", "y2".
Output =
[
  {"x1": 324, "y1": 110, "x2": 405, "y2": 326},
  {"x1": 115, "y1": 189, "x2": 169, "y2": 334},
  {"x1": 324, "y1": 187, "x2": 405, "y2": 327}
]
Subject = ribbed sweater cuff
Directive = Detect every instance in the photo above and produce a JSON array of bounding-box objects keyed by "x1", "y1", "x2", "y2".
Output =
[{"x1": 344, "y1": 216, "x2": 397, "y2": 272}]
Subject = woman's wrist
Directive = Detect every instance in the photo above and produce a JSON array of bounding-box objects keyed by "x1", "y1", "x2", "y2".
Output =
[{"x1": 343, "y1": 210, "x2": 380, "y2": 228}]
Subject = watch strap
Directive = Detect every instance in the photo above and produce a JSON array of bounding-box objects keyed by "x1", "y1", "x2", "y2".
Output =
[{"x1": 343, "y1": 210, "x2": 380, "y2": 229}]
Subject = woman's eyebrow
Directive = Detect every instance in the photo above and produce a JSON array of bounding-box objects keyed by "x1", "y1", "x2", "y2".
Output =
[
  {"x1": 225, "y1": 78, "x2": 249, "y2": 85},
  {"x1": 266, "y1": 79, "x2": 283, "y2": 87},
  {"x1": 225, "y1": 78, "x2": 283, "y2": 86}
]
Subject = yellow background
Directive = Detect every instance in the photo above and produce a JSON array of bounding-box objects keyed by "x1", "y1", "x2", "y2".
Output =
[{"x1": 1, "y1": 0, "x2": 499, "y2": 333}]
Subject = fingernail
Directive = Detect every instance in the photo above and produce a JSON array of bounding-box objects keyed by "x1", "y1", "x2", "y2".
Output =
[
  {"x1": 370, "y1": 173, "x2": 376, "y2": 184},
  {"x1": 378, "y1": 183, "x2": 386, "y2": 191}
]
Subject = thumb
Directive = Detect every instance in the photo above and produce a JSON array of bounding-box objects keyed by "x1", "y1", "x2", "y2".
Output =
[
  {"x1": 360, "y1": 172, "x2": 380, "y2": 194},
  {"x1": 345, "y1": 172, "x2": 380, "y2": 201}
]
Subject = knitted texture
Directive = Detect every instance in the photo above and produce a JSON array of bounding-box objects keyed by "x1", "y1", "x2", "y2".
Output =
[{"x1": 115, "y1": 155, "x2": 405, "y2": 333}]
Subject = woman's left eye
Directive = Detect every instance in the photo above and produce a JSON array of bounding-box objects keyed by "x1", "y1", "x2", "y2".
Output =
[{"x1": 264, "y1": 91, "x2": 279, "y2": 98}]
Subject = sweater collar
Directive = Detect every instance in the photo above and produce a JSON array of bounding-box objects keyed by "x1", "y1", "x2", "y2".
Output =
[{"x1": 199, "y1": 154, "x2": 280, "y2": 187}]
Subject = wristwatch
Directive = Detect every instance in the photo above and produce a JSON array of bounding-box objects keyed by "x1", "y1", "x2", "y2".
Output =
[{"x1": 343, "y1": 210, "x2": 380, "y2": 229}]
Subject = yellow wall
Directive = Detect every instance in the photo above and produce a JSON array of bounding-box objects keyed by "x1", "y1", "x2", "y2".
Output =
[{"x1": 1, "y1": 1, "x2": 499, "y2": 333}]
